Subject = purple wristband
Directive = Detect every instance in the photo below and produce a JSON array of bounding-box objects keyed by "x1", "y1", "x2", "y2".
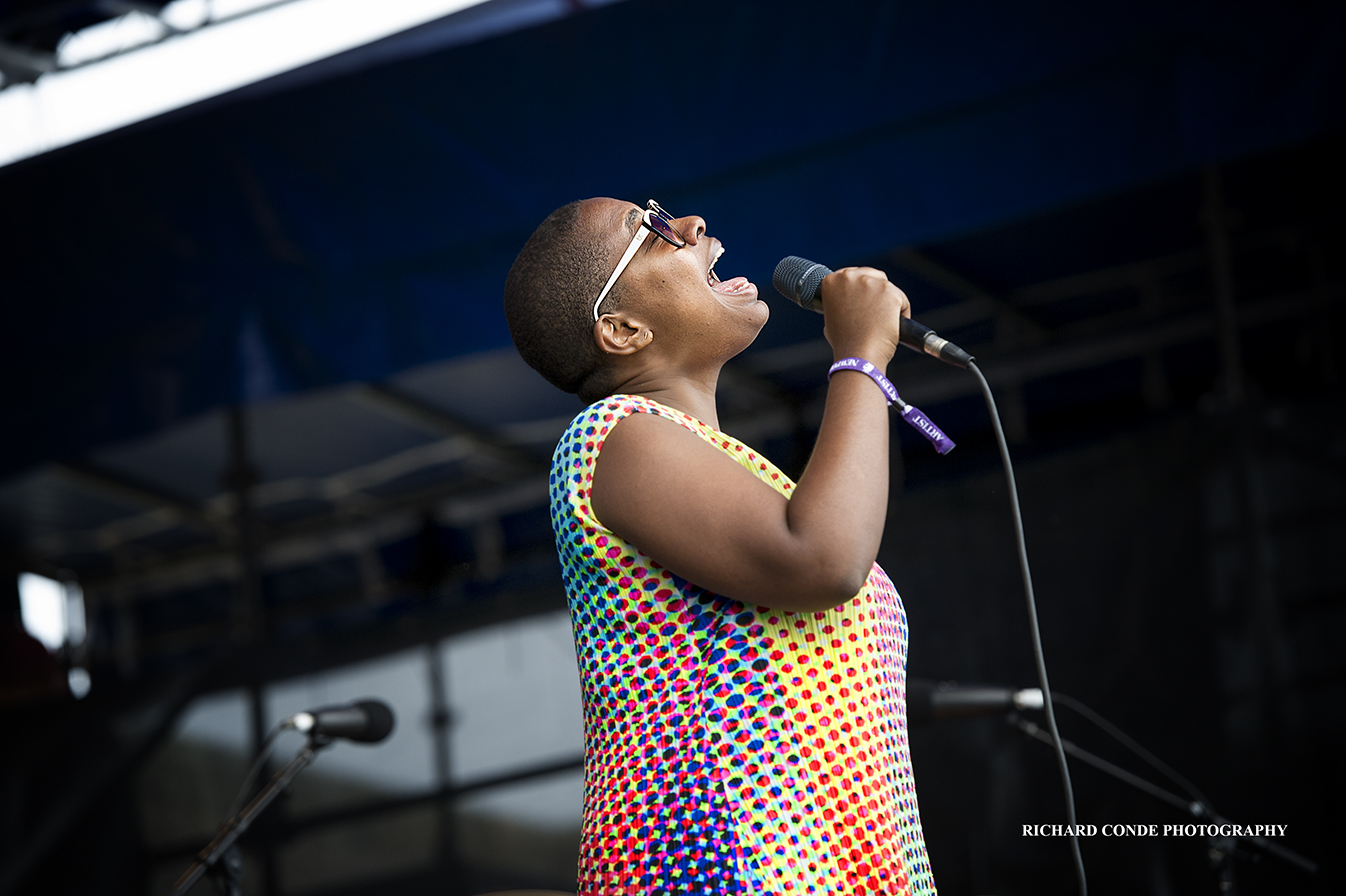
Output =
[
  {"x1": 899, "y1": 404, "x2": 956, "y2": 455},
  {"x1": 827, "y1": 357, "x2": 956, "y2": 454},
  {"x1": 828, "y1": 357, "x2": 899, "y2": 404}
]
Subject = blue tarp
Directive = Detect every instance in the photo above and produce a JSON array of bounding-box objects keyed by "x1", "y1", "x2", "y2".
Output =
[{"x1": 3, "y1": 0, "x2": 1343, "y2": 478}]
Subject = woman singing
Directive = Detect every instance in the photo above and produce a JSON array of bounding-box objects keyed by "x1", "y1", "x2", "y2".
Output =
[{"x1": 503, "y1": 198, "x2": 936, "y2": 896}]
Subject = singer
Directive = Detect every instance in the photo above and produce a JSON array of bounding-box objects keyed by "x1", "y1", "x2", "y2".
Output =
[{"x1": 503, "y1": 198, "x2": 936, "y2": 895}]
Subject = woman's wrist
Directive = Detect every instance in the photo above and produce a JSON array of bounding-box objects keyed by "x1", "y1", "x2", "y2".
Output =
[
  {"x1": 830, "y1": 336, "x2": 896, "y2": 369},
  {"x1": 828, "y1": 357, "x2": 899, "y2": 405}
]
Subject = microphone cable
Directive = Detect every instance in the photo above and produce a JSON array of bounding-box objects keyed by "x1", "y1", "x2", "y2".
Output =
[
  {"x1": 1050, "y1": 691, "x2": 1213, "y2": 815},
  {"x1": 969, "y1": 361, "x2": 1087, "y2": 896},
  {"x1": 223, "y1": 723, "x2": 286, "y2": 822}
]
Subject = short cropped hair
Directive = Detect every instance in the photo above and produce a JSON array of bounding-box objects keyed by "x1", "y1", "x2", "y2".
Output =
[{"x1": 504, "y1": 201, "x2": 625, "y2": 404}]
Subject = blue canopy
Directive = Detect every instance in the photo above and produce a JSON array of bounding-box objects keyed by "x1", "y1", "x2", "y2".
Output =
[{"x1": 3, "y1": 0, "x2": 1343, "y2": 478}]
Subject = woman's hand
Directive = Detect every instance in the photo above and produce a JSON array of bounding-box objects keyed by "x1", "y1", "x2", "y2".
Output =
[{"x1": 820, "y1": 266, "x2": 911, "y2": 367}]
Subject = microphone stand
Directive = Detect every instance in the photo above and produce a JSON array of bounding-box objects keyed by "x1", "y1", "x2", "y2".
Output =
[
  {"x1": 1008, "y1": 714, "x2": 1317, "y2": 893},
  {"x1": 171, "y1": 736, "x2": 331, "y2": 896}
]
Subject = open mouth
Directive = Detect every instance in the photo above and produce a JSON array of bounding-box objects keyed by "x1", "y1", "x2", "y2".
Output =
[{"x1": 706, "y1": 244, "x2": 755, "y2": 296}]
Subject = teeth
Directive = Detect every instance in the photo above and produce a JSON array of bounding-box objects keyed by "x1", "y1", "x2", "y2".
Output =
[{"x1": 707, "y1": 246, "x2": 724, "y2": 284}]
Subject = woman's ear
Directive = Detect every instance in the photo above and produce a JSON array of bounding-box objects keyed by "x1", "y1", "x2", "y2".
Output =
[{"x1": 594, "y1": 313, "x2": 653, "y2": 356}]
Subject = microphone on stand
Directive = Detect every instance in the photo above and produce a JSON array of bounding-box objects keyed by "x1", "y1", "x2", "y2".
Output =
[
  {"x1": 907, "y1": 679, "x2": 1044, "y2": 725},
  {"x1": 772, "y1": 255, "x2": 975, "y2": 369},
  {"x1": 172, "y1": 699, "x2": 396, "y2": 895},
  {"x1": 282, "y1": 700, "x2": 395, "y2": 743}
]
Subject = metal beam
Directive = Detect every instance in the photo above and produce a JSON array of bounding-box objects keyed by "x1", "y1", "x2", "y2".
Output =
[
  {"x1": 97, "y1": 0, "x2": 170, "y2": 17},
  {"x1": 34, "y1": 435, "x2": 481, "y2": 558},
  {"x1": 51, "y1": 460, "x2": 216, "y2": 529},
  {"x1": 890, "y1": 247, "x2": 1048, "y2": 341},
  {"x1": 0, "y1": 42, "x2": 56, "y2": 81},
  {"x1": 32, "y1": 461, "x2": 222, "y2": 559},
  {"x1": 224, "y1": 405, "x2": 262, "y2": 643},
  {"x1": 1202, "y1": 167, "x2": 1246, "y2": 406},
  {"x1": 102, "y1": 559, "x2": 568, "y2": 688},
  {"x1": 71, "y1": 473, "x2": 550, "y2": 598},
  {"x1": 895, "y1": 284, "x2": 1337, "y2": 406},
  {"x1": 1012, "y1": 248, "x2": 1205, "y2": 308},
  {"x1": 743, "y1": 282, "x2": 1338, "y2": 419},
  {"x1": 350, "y1": 382, "x2": 547, "y2": 474}
]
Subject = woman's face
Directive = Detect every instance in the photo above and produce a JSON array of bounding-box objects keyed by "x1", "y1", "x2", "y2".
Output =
[{"x1": 584, "y1": 197, "x2": 770, "y2": 367}]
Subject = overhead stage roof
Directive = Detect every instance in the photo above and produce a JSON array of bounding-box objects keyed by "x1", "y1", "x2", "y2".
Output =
[{"x1": 3, "y1": 0, "x2": 1343, "y2": 480}]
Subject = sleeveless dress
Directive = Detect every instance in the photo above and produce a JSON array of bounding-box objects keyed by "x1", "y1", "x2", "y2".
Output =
[{"x1": 549, "y1": 394, "x2": 936, "y2": 896}]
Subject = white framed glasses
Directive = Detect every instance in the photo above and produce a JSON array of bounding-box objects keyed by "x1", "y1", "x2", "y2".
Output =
[{"x1": 591, "y1": 199, "x2": 687, "y2": 321}]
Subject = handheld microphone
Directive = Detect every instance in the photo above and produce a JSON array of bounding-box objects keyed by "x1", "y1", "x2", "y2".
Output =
[
  {"x1": 907, "y1": 679, "x2": 1044, "y2": 725},
  {"x1": 772, "y1": 256, "x2": 975, "y2": 369},
  {"x1": 283, "y1": 700, "x2": 395, "y2": 743}
]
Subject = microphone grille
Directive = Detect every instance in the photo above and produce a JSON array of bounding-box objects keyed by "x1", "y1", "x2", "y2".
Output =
[
  {"x1": 353, "y1": 699, "x2": 395, "y2": 743},
  {"x1": 772, "y1": 256, "x2": 829, "y2": 312}
]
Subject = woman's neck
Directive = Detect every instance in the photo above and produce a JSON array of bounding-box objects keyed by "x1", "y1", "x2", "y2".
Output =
[{"x1": 608, "y1": 370, "x2": 722, "y2": 431}]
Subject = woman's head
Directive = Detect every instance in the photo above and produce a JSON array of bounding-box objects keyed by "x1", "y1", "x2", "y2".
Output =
[
  {"x1": 503, "y1": 200, "x2": 615, "y2": 402},
  {"x1": 504, "y1": 198, "x2": 766, "y2": 403}
]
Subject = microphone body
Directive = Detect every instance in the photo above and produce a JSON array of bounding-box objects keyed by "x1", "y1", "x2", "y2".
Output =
[
  {"x1": 772, "y1": 256, "x2": 975, "y2": 369},
  {"x1": 284, "y1": 699, "x2": 395, "y2": 743},
  {"x1": 907, "y1": 679, "x2": 1044, "y2": 725}
]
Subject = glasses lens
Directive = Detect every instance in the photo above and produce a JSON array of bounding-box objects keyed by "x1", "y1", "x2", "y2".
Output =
[{"x1": 646, "y1": 204, "x2": 685, "y2": 246}]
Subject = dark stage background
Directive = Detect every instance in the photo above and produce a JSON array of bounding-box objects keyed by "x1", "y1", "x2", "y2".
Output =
[{"x1": 1, "y1": 0, "x2": 1342, "y2": 894}]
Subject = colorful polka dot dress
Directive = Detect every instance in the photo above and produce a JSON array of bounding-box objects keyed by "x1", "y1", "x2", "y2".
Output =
[{"x1": 550, "y1": 395, "x2": 936, "y2": 896}]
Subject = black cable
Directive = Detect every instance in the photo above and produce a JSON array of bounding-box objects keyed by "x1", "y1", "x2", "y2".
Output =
[
  {"x1": 224, "y1": 724, "x2": 285, "y2": 822},
  {"x1": 1050, "y1": 691, "x2": 1214, "y2": 815},
  {"x1": 969, "y1": 361, "x2": 1087, "y2": 896}
]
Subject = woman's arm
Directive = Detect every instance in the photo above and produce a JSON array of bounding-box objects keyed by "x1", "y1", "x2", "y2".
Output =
[{"x1": 590, "y1": 267, "x2": 909, "y2": 613}]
